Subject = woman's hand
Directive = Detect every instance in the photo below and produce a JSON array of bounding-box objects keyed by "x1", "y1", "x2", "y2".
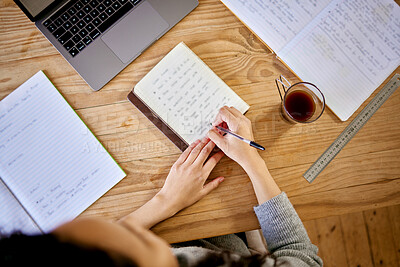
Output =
[
  {"x1": 208, "y1": 106, "x2": 261, "y2": 168},
  {"x1": 156, "y1": 137, "x2": 225, "y2": 214},
  {"x1": 120, "y1": 137, "x2": 224, "y2": 229},
  {"x1": 208, "y1": 106, "x2": 281, "y2": 204}
]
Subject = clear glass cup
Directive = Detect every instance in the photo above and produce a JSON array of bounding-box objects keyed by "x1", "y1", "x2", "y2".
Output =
[{"x1": 276, "y1": 76, "x2": 325, "y2": 123}]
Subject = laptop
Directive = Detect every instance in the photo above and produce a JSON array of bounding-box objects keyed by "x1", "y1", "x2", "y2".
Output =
[{"x1": 14, "y1": 0, "x2": 199, "y2": 91}]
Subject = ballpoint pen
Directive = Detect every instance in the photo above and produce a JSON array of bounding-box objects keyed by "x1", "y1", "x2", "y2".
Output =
[{"x1": 215, "y1": 125, "x2": 265, "y2": 151}]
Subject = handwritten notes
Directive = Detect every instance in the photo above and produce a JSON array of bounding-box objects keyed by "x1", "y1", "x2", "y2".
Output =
[
  {"x1": 220, "y1": 0, "x2": 331, "y2": 52},
  {"x1": 134, "y1": 42, "x2": 249, "y2": 144},
  {"x1": 0, "y1": 71, "x2": 125, "y2": 233},
  {"x1": 279, "y1": 0, "x2": 400, "y2": 120},
  {"x1": 222, "y1": 0, "x2": 400, "y2": 121}
]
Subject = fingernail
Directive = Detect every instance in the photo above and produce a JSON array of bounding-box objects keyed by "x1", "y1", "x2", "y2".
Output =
[{"x1": 219, "y1": 177, "x2": 225, "y2": 182}]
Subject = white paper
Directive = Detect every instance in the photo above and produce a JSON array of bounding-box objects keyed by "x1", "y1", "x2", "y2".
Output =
[
  {"x1": 135, "y1": 42, "x2": 249, "y2": 144},
  {"x1": 220, "y1": 0, "x2": 331, "y2": 52},
  {"x1": 220, "y1": 0, "x2": 400, "y2": 121},
  {"x1": 0, "y1": 71, "x2": 126, "y2": 233},
  {"x1": 278, "y1": 0, "x2": 400, "y2": 121},
  {"x1": 0, "y1": 179, "x2": 40, "y2": 235}
]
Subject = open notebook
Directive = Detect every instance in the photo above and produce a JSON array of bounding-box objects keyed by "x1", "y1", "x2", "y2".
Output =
[
  {"x1": 128, "y1": 42, "x2": 249, "y2": 151},
  {"x1": 220, "y1": 0, "x2": 400, "y2": 121},
  {"x1": 0, "y1": 71, "x2": 126, "y2": 235}
]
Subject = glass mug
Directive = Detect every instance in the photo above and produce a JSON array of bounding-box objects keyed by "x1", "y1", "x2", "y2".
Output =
[{"x1": 276, "y1": 76, "x2": 325, "y2": 123}]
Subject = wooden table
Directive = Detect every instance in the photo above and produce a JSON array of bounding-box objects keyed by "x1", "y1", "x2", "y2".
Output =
[{"x1": 1, "y1": 0, "x2": 399, "y2": 244}]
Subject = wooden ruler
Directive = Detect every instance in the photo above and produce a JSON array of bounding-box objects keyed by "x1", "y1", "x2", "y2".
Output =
[{"x1": 303, "y1": 73, "x2": 400, "y2": 183}]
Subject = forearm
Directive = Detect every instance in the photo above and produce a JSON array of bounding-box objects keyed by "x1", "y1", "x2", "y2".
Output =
[
  {"x1": 241, "y1": 156, "x2": 281, "y2": 204},
  {"x1": 245, "y1": 158, "x2": 322, "y2": 265},
  {"x1": 118, "y1": 193, "x2": 177, "y2": 230},
  {"x1": 254, "y1": 192, "x2": 322, "y2": 266}
]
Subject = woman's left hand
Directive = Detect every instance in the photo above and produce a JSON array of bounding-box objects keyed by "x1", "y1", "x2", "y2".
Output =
[
  {"x1": 120, "y1": 137, "x2": 225, "y2": 229},
  {"x1": 157, "y1": 137, "x2": 225, "y2": 214}
]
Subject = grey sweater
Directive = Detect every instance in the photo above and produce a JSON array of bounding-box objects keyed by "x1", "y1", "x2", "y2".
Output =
[{"x1": 172, "y1": 192, "x2": 323, "y2": 266}]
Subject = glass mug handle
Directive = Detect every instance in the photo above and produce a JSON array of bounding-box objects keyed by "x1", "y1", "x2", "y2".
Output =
[{"x1": 275, "y1": 75, "x2": 291, "y2": 101}]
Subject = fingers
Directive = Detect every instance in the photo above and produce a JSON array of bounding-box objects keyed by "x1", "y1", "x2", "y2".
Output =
[
  {"x1": 212, "y1": 106, "x2": 235, "y2": 126},
  {"x1": 193, "y1": 139, "x2": 216, "y2": 166},
  {"x1": 212, "y1": 106, "x2": 239, "y2": 131},
  {"x1": 185, "y1": 137, "x2": 210, "y2": 165},
  {"x1": 181, "y1": 137, "x2": 223, "y2": 175},
  {"x1": 175, "y1": 139, "x2": 201, "y2": 165},
  {"x1": 208, "y1": 128, "x2": 227, "y2": 151},
  {"x1": 203, "y1": 151, "x2": 224, "y2": 177},
  {"x1": 201, "y1": 177, "x2": 224, "y2": 196},
  {"x1": 228, "y1": 106, "x2": 242, "y2": 117}
]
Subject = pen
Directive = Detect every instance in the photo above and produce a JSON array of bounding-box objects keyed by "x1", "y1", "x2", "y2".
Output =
[{"x1": 215, "y1": 125, "x2": 265, "y2": 151}]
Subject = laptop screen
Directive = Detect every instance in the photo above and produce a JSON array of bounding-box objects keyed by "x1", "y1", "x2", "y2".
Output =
[
  {"x1": 19, "y1": 0, "x2": 55, "y2": 18},
  {"x1": 14, "y1": 0, "x2": 61, "y2": 21}
]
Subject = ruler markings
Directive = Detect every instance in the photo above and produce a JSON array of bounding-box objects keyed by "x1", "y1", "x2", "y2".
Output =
[{"x1": 303, "y1": 73, "x2": 400, "y2": 183}]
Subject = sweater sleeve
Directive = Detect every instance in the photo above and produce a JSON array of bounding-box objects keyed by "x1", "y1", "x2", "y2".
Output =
[{"x1": 253, "y1": 192, "x2": 323, "y2": 267}]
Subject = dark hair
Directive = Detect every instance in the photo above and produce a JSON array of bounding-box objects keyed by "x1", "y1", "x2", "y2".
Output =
[
  {"x1": 0, "y1": 233, "x2": 136, "y2": 267},
  {"x1": 1, "y1": 233, "x2": 280, "y2": 267}
]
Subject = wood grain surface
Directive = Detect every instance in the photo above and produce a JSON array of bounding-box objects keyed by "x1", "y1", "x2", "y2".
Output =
[
  {"x1": 1, "y1": 0, "x2": 399, "y2": 243},
  {"x1": 303, "y1": 205, "x2": 400, "y2": 267}
]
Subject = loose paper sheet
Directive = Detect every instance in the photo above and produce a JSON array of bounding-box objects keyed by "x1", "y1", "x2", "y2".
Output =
[
  {"x1": 220, "y1": 0, "x2": 331, "y2": 52},
  {"x1": 221, "y1": 0, "x2": 400, "y2": 121},
  {"x1": 278, "y1": 0, "x2": 400, "y2": 120}
]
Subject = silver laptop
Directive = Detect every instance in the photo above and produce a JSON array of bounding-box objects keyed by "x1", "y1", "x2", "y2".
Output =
[{"x1": 14, "y1": 0, "x2": 198, "y2": 91}]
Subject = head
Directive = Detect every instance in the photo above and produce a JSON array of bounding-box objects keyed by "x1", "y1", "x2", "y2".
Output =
[
  {"x1": 1, "y1": 218, "x2": 270, "y2": 267},
  {"x1": 0, "y1": 218, "x2": 178, "y2": 267}
]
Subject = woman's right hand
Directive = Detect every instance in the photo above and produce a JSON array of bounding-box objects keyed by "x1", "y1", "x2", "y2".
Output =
[{"x1": 207, "y1": 106, "x2": 262, "y2": 168}]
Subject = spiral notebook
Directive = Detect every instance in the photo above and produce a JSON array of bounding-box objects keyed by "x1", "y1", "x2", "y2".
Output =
[
  {"x1": 0, "y1": 71, "x2": 126, "y2": 235},
  {"x1": 128, "y1": 42, "x2": 250, "y2": 151}
]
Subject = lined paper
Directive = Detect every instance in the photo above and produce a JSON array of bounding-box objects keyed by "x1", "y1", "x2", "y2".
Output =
[
  {"x1": 222, "y1": 0, "x2": 400, "y2": 121},
  {"x1": 134, "y1": 42, "x2": 249, "y2": 144},
  {"x1": 279, "y1": 0, "x2": 400, "y2": 121},
  {"x1": 0, "y1": 179, "x2": 40, "y2": 235},
  {"x1": 220, "y1": 0, "x2": 331, "y2": 52},
  {"x1": 0, "y1": 71, "x2": 126, "y2": 233}
]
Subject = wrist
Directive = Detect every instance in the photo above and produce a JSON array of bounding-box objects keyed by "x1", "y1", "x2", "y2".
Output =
[
  {"x1": 240, "y1": 154, "x2": 267, "y2": 173},
  {"x1": 240, "y1": 157, "x2": 281, "y2": 203},
  {"x1": 153, "y1": 191, "x2": 180, "y2": 218},
  {"x1": 119, "y1": 192, "x2": 178, "y2": 229}
]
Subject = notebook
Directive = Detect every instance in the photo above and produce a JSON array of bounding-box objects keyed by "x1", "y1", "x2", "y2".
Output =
[
  {"x1": 0, "y1": 71, "x2": 126, "y2": 235},
  {"x1": 128, "y1": 42, "x2": 250, "y2": 151},
  {"x1": 220, "y1": 0, "x2": 400, "y2": 121}
]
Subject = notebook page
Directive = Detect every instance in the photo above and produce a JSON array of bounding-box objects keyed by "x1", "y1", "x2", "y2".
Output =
[
  {"x1": 220, "y1": 0, "x2": 332, "y2": 52},
  {"x1": 0, "y1": 179, "x2": 40, "y2": 235},
  {"x1": 0, "y1": 71, "x2": 126, "y2": 233},
  {"x1": 278, "y1": 0, "x2": 400, "y2": 121},
  {"x1": 134, "y1": 42, "x2": 249, "y2": 145}
]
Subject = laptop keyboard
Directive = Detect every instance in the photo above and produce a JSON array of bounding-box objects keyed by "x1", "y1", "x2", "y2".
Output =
[{"x1": 44, "y1": 0, "x2": 143, "y2": 57}]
